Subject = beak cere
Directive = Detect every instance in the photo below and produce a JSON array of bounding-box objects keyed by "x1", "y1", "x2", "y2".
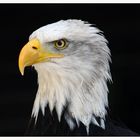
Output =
[{"x1": 18, "y1": 38, "x2": 64, "y2": 75}]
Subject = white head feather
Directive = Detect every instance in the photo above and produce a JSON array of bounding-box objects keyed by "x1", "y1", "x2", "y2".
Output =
[{"x1": 29, "y1": 19, "x2": 112, "y2": 132}]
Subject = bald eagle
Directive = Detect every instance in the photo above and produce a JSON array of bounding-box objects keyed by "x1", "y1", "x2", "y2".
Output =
[{"x1": 18, "y1": 19, "x2": 138, "y2": 136}]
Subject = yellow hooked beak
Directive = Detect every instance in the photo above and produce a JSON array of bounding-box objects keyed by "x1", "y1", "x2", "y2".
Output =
[{"x1": 18, "y1": 38, "x2": 64, "y2": 75}]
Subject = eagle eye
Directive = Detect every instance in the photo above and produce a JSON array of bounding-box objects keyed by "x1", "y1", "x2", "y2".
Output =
[{"x1": 54, "y1": 39, "x2": 67, "y2": 50}]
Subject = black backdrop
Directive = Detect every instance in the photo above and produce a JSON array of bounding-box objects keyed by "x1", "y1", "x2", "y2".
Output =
[{"x1": 0, "y1": 4, "x2": 140, "y2": 136}]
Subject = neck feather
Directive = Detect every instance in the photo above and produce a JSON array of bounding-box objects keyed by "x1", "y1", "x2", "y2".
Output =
[{"x1": 31, "y1": 59, "x2": 111, "y2": 131}]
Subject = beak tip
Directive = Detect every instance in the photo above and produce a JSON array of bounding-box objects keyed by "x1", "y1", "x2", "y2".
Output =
[
  {"x1": 21, "y1": 72, "x2": 24, "y2": 76},
  {"x1": 19, "y1": 65, "x2": 25, "y2": 76},
  {"x1": 19, "y1": 69, "x2": 24, "y2": 76}
]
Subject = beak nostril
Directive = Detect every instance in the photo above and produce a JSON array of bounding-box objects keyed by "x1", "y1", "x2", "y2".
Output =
[{"x1": 32, "y1": 46, "x2": 38, "y2": 50}]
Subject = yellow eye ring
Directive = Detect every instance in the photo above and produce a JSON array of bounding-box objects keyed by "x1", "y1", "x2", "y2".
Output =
[{"x1": 54, "y1": 39, "x2": 67, "y2": 50}]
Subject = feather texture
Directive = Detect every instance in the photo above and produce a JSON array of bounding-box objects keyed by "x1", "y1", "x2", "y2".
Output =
[{"x1": 30, "y1": 19, "x2": 112, "y2": 132}]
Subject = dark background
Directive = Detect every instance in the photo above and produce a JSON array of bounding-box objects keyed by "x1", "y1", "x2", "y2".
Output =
[{"x1": 0, "y1": 4, "x2": 140, "y2": 136}]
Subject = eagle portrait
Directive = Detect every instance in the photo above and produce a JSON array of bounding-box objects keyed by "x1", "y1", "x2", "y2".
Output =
[{"x1": 18, "y1": 19, "x2": 138, "y2": 136}]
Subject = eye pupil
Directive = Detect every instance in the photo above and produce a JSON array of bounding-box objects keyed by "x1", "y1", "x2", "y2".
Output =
[{"x1": 57, "y1": 40, "x2": 63, "y2": 46}]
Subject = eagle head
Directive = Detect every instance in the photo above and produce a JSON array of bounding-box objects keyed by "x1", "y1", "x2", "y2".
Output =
[{"x1": 18, "y1": 19, "x2": 111, "y2": 131}]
